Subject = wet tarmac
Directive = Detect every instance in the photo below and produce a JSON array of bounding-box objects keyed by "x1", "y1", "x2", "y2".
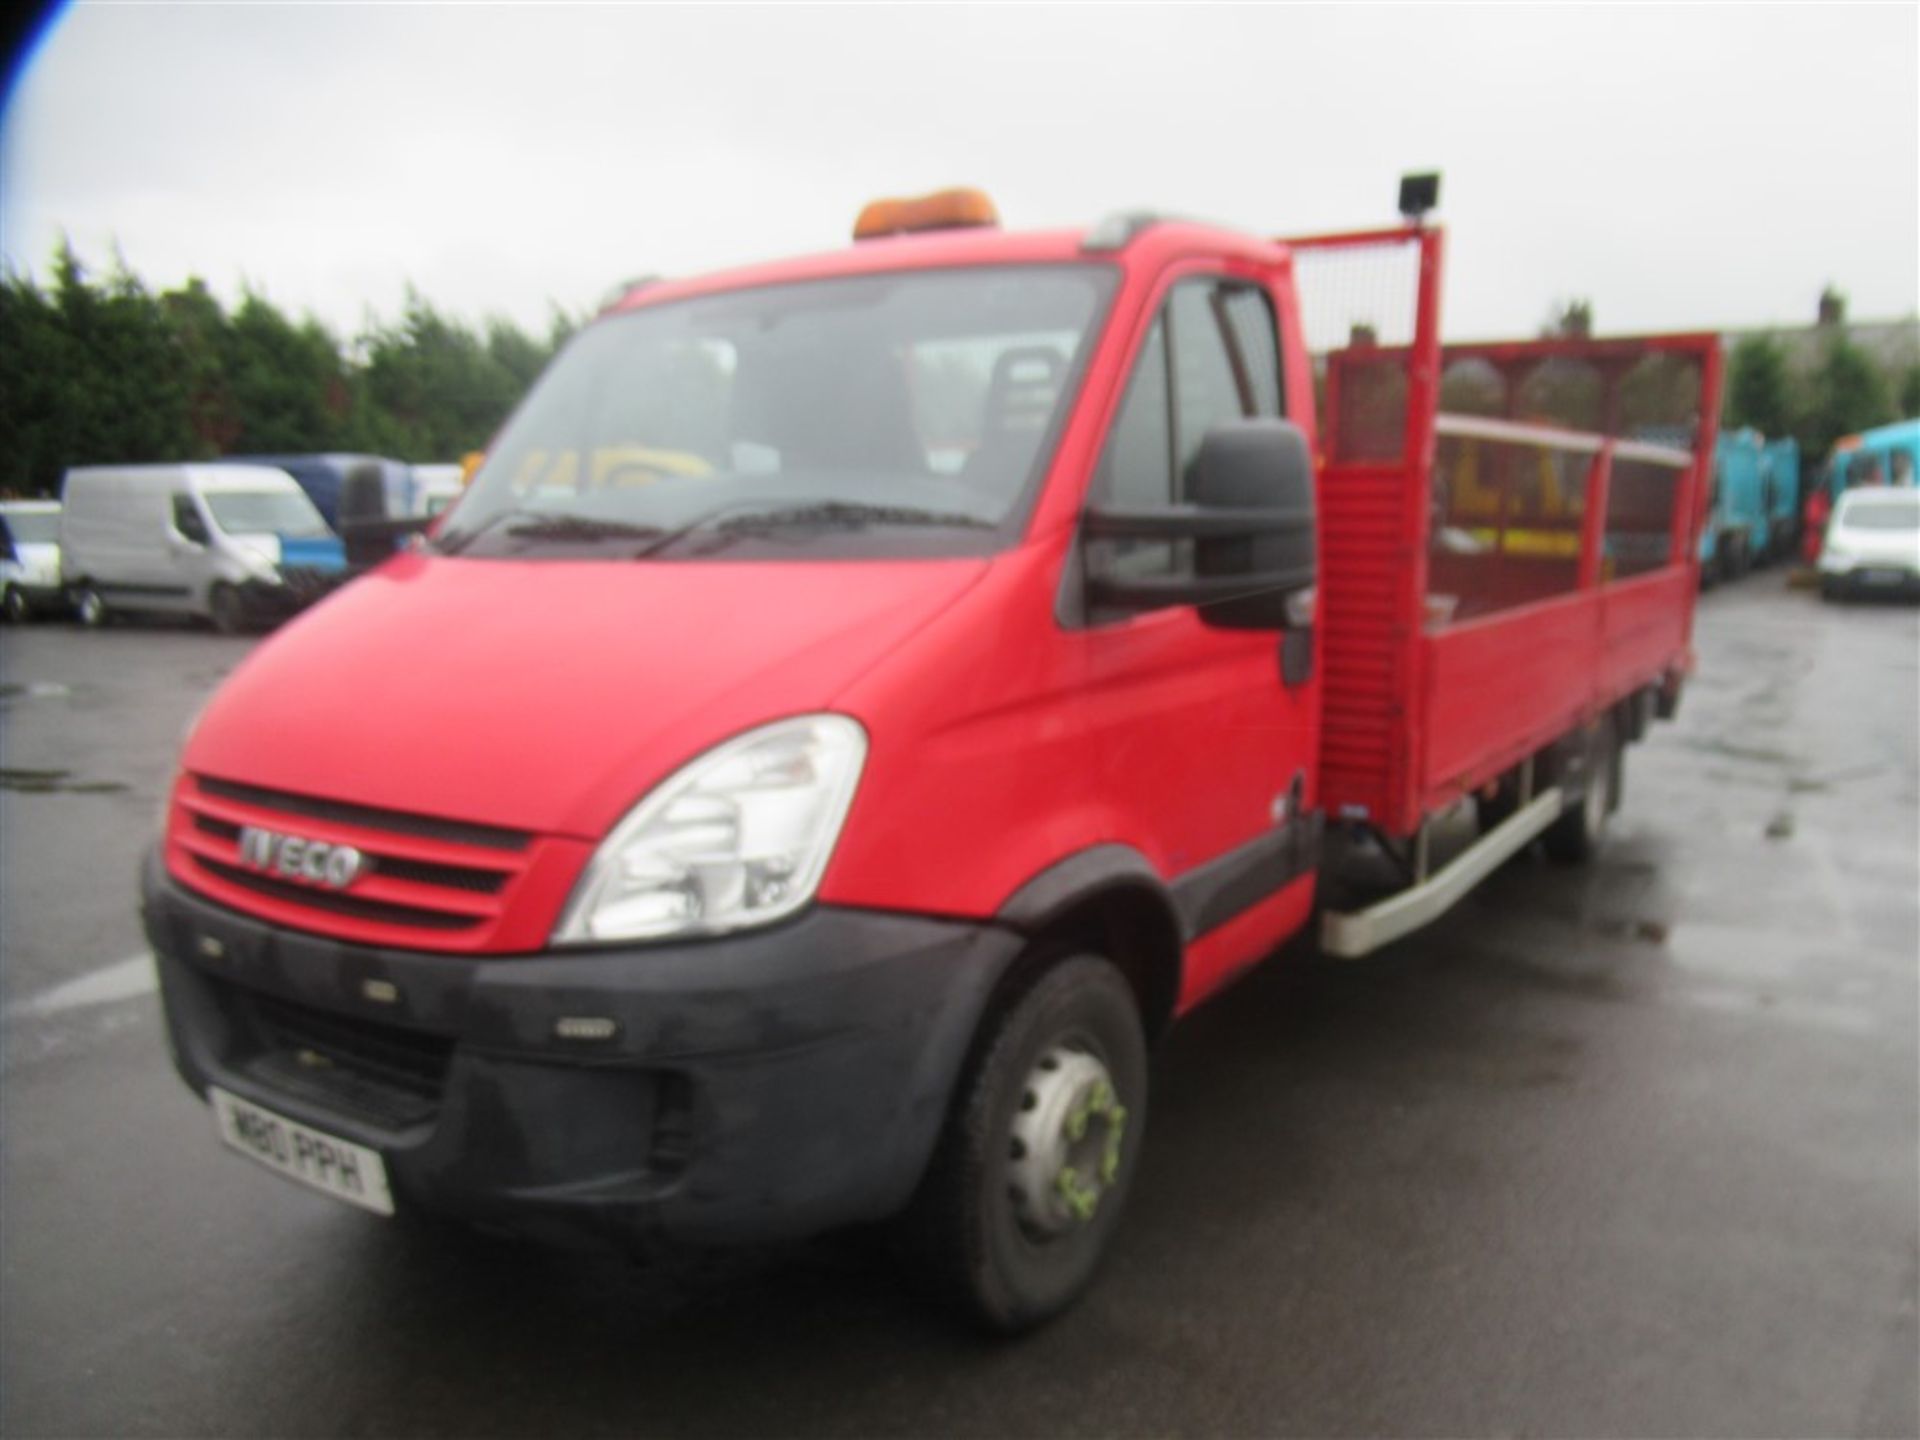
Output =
[{"x1": 1, "y1": 576, "x2": 1915, "y2": 1437}]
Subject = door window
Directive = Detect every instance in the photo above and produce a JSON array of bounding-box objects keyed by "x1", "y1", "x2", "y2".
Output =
[
  {"x1": 171, "y1": 495, "x2": 210, "y2": 544},
  {"x1": 1091, "y1": 279, "x2": 1284, "y2": 580}
]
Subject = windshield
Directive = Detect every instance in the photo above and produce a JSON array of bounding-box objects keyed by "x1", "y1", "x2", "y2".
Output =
[
  {"x1": 1839, "y1": 497, "x2": 1920, "y2": 531},
  {"x1": 438, "y1": 265, "x2": 1115, "y2": 561},
  {"x1": 3, "y1": 511, "x2": 60, "y2": 545},
  {"x1": 203, "y1": 490, "x2": 329, "y2": 538}
]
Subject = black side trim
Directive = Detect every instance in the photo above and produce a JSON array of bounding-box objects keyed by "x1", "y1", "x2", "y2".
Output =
[
  {"x1": 98, "y1": 581, "x2": 191, "y2": 597},
  {"x1": 997, "y1": 819, "x2": 1320, "y2": 948},
  {"x1": 1169, "y1": 812, "x2": 1322, "y2": 938},
  {"x1": 194, "y1": 774, "x2": 532, "y2": 852},
  {"x1": 997, "y1": 843, "x2": 1172, "y2": 933}
]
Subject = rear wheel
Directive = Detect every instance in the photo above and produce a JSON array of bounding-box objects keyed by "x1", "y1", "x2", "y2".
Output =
[
  {"x1": 896, "y1": 954, "x2": 1147, "y2": 1333},
  {"x1": 2, "y1": 586, "x2": 29, "y2": 624},
  {"x1": 73, "y1": 586, "x2": 107, "y2": 628},
  {"x1": 1544, "y1": 719, "x2": 1618, "y2": 864}
]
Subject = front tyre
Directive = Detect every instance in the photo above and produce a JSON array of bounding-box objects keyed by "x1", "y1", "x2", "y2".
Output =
[
  {"x1": 73, "y1": 585, "x2": 108, "y2": 628},
  {"x1": 897, "y1": 954, "x2": 1148, "y2": 1333},
  {"x1": 2, "y1": 585, "x2": 29, "y2": 624},
  {"x1": 208, "y1": 582, "x2": 246, "y2": 635}
]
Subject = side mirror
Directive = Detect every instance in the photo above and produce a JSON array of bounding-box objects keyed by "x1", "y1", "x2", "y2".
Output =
[
  {"x1": 338, "y1": 463, "x2": 431, "y2": 568},
  {"x1": 1083, "y1": 418, "x2": 1317, "y2": 630},
  {"x1": 1188, "y1": 420, "x2": 1315, "y2": 629}
]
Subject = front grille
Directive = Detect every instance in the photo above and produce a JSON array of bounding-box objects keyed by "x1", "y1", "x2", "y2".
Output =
[
  {"x1": 195, "y1": 775, "x2": 530, "y2": 851},
  {"x1": 175, "y1": 774, "x2": 541, "y2": 944},
  {"x1": 191, "y1": 855, "x2": 483, "y2": 932},
  {"x1": 220, "y1": 978, "x2": 454, "y2": 1130},
  {"x1": 278, "y1": 566, "x2": 345, "y2": 603},
  {"x1": 192, "y1": 814, "x2": 509, "y2": 894}
]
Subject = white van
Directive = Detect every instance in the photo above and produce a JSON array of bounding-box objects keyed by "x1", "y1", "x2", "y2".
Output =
[
  {"x1": 59, "y1": 464, "x2": 345, "y2": 632},
  {"x1": 0, "y1": 499, "x2": 67, "y2": 622},
  {"x1": 409, "y1": 463, "x2": 467, "y2": 517}
]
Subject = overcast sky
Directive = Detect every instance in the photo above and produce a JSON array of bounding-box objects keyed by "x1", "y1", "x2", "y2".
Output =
[{"x1": 2, "y1": 4, "x2": 1916, "y2": 346}]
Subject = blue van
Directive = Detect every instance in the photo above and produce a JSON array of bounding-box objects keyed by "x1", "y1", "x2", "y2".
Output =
[
  {"x1": 221, "y1": 454, "x2": 418, "y2": 533},
  {"x1": 1825, "y1": 419, "x2": 1920, "y2": 500}
]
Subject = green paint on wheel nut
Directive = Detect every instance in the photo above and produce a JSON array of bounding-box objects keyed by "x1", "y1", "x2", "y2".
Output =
[
  {"x1": 1104, "y1": 1105, "x2": 1129, "y2": 1180},
  {"x1": 1055, "y1": 1165, "x2": 1101, "y2": 1222}
]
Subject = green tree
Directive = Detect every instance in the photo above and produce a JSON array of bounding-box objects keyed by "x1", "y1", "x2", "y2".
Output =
[
  {"x1": 1725, "y1": 335, "x2": 1793, "y2": 436},
  {"x1": 0, "y1": 269, "x2": 69, "y2": 493},
  {"x1": 161, "y1": 277, "x2": 241, "y2": 456},
  {"x1": 1898, "y1": 363, "x2": 1920, "y2": 419},
  {"x1": 1797, "y1": 332, "x2": 1895, "y2": 459},
  {"x1": 352, "y1": 292, "x2": 557, "y2": 459},
  {"x1": 222, "y1": 291, "x2": 351, "y2": 454},
  {"x1": 10, "y1": 244, "x2": 200, "y2": 489}
]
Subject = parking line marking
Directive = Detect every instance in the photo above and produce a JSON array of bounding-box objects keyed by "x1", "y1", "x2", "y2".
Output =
[{"x1": 7, "y1": 953, "x2": 157, "y2": 1019}]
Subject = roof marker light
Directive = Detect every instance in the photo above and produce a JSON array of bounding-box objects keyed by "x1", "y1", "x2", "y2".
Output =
[{"x1": 853, "y1": 188, "x2": 999, "y2": 241}]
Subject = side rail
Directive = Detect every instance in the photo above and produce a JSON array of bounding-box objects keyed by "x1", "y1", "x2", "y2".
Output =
[
  {"x1": 1421, "y1": 417, "x2": 1693, "y2": 809},
  {"x1": 1322, "y1": 421, "x2": 1695, "y2": 958}
]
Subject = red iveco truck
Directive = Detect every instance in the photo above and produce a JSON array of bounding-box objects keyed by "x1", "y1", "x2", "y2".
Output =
[{"x1": 145, "y1": 182, "x2": 1721, "y2": 1330}]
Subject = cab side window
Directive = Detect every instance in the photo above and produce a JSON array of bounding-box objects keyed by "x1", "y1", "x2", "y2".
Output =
[
  {"x1": 1092, "y1": 279, "x2": 1284, "y2": 579},
  {"x1": 172, "y1": 494, "x2": 210, "y2": 544}
]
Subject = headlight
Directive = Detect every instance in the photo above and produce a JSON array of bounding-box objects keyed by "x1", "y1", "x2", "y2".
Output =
[{"x1": 552, "y1": 714, "x2": 867, "y2": 945}]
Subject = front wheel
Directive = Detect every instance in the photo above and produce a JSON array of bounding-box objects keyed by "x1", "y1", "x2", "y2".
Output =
[
  {"x1": 208, "y1": 583, "x2": 246, "y2": 635},
  {"x1": 896, "y1": 954, "x2": 1148, "y2": 1333},
  {"x1": 2, "y1": 586, "x2": 29, "y2": 624},
  {"x1": 73, "y1": 586, "x2": 108, "y2": 628}
]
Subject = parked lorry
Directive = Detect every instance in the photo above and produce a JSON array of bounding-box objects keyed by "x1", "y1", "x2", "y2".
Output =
[
  {"x1": 1760, "y1": 437, "x2": 1800, "y2": 561},
  {"x1": 1697, "y1": 428, "x2": 1768, "y2": 583},
  {"x1": 142, "y1": 183, "x2": 1720, "y2": 1330},
  {"x1": 61, "y1": 464, "x2": 344, "y2": 631}
]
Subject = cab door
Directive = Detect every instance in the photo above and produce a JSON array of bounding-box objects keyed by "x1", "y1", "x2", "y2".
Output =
[{"x1": 1071, "y1": 271, "x2": 1319, "y2": 1007}]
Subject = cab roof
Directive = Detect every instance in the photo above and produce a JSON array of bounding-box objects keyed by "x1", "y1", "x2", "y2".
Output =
[{"x1": 605, "y1": 220, "x2": 1289, "y2": 317}]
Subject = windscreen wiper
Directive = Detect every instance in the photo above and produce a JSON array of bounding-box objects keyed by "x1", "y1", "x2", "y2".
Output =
[
  {"x1": 435, "y1": 507, "x2": 664, "y2": 555},
  {"x1": 713, "y1": 501, "x2": 995, "y2": 534},
  {"x1": 627, "y1": 499, "x2": 995, "y2": 560}
]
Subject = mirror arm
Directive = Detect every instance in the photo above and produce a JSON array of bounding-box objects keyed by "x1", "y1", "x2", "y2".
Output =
[
  {"x1": 1087, "y1": 564, "x2": 1317, "y2": 612},
  {"x1": 1083, "y1": 504, "x2": 1313, "y2": 541}
]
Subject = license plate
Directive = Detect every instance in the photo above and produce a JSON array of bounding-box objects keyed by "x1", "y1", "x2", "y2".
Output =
[
  {"x1": 210, "y1": 1087, "x2": 394, "y2": 1216},
  {"x1": 1861, "y1": 569, "x2": 1909, "y2": 586}
]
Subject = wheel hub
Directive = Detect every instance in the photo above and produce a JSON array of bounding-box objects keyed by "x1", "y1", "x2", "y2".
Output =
[{"x1": 1007, "y1": 1046, "x2": 1128, "y2": 1238}]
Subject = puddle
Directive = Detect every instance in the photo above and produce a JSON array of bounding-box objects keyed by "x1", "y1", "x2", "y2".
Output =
[{"x1": 1682, "y1": 736, "x2": 1799, "y2": 766}]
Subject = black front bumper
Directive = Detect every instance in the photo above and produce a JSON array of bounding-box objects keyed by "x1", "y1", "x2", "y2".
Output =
[
  {"x1": 236, "y1": 567, "x2": 348, "y2": 625},
  {"x1": 143, "y1": 853, "x2": 1020, "y2": 1246},
  {"x1": 1823, "y1": 566, "x2": 1920, "y2": 599}
]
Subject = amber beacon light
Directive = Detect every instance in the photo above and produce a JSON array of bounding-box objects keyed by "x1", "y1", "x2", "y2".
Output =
[{"x1": 853, "y1": 187, "x2": 1000, "y2": 241}]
